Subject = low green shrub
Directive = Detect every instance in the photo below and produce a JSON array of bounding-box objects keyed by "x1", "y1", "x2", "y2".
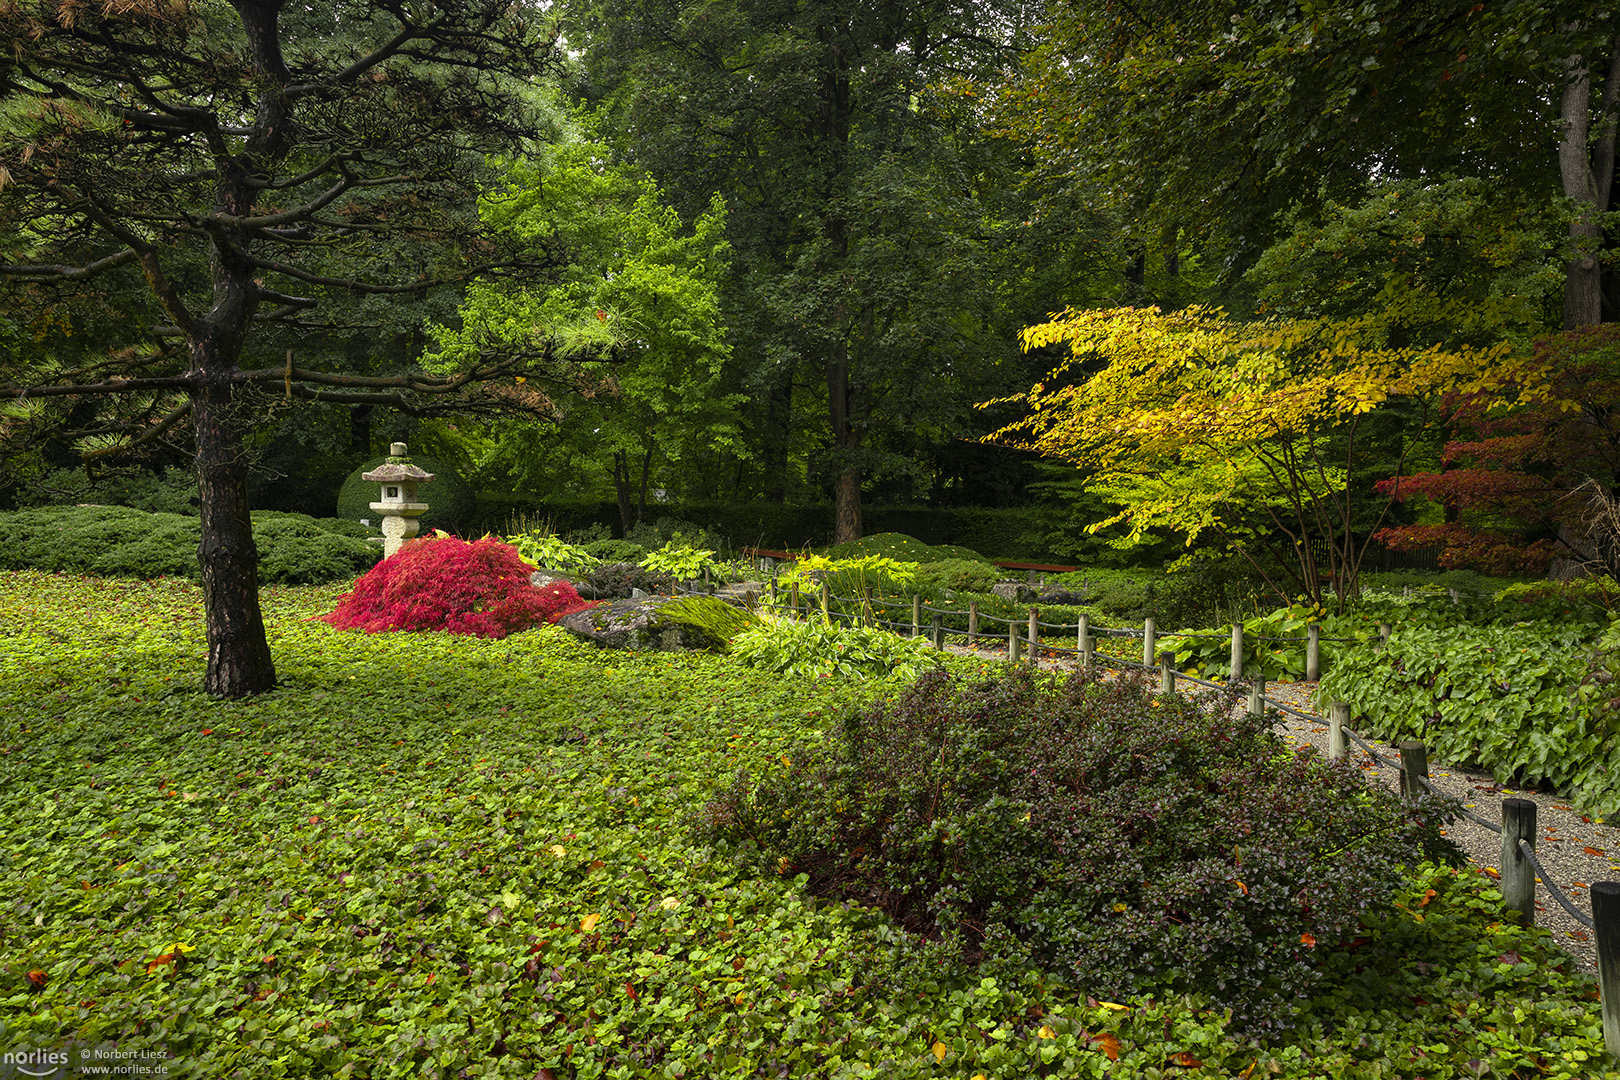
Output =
[
  {"x1": 820, "y1": 532, "x2": 990, "y2": 565},
  {"x1": 506, "y1": 531, "x2": 597, "y2": 573},
  {"x1": 582, "y1": 538, "x2": 646, "y2": 563},
  {"x1": 699, "y1": 667, "x2": 1460, "y2": 1029},
  {"x1": 729, "y1": 615, "x2": 944, "y2": 680},
  {"x1": 914, "y1": 558, "x2": 1000, "y2": 594},
  {"x1": 14, "y1": 465, "x2": 199, "y2": 515},
  {"x1": 1163, "y1": 604, "x2": 1373, "y2": 681},
  {"x1": 640, "y1": 538, "x2": 723, "y2": 580},
  {"x1": 0, "y1": 505, "x2": 378, "y2": 584},
  {"x1": 780, "y1": 553, "x2": 920, "y2": 597},
  {"x1": 1319, "y1": 619, "x2": 1620, "y2": 817}
]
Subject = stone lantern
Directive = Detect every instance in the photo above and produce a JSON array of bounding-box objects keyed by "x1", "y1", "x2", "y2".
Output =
[{"x1": 363, "y1": 442, "x2": 435, "y2": 558}]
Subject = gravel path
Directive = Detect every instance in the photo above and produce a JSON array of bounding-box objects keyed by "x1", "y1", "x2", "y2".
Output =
[{"x1": 943, "y1": 642, "x2": 1619, "y2": 976}]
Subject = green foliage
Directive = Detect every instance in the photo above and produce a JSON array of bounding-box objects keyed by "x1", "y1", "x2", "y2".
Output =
[
  {"x1": 700, "y1": 668, "x2": 1461, "y2": 1029},
  {"x1": 657, "y1": 595, "x2": 757, "y2": 648},
  {"x1": 639, "y1": 539, "x2": 722, "y2": 580},
  {"x1": 582, "y1": 561, "x2": 674, "y2": 599},
  {"x1": 1318, "y1": 618, "x2": 1620, "y2": 818},
  {"x1": 581, "y1": 538, "x2": 646, "y2": 564},
  {"x1": 913, "y1": 558, "x2": 1000, "y2": 594},
  {"x1": 335, "y1": 454, "x2": 478, "y2": 537},
  {"x1": 505, "y1": 531, "x2": 598, "y2": 573},
  {"x1": 729, "y1": 615, "x2": 944, "y2": 681},
  {"x1": 0, "y1": 572, "x2": 1610, "y2": 1077},
  {"x1": 0, "y1": 505, "x2": 378, "y2": 584},
  {"x1": 13, "y1": 465, "x2": 199, "y2": 516},
  {"x1": 1163, "y1": 604, "x2": 1370, "y2": 682},
  {"x1": 779, "y1": 552, "x2": 920, "y2": 598}
]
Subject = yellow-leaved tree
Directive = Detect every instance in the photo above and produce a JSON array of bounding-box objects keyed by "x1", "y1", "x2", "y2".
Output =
[{"x1": 981, "y1": 306, "x2": 1545, "y2": 612}]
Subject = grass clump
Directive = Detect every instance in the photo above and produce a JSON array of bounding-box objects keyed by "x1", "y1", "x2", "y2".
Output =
[
  {"x1": 730, "y1": 615, "x2": 943, "y2": 680},
  {"x1": 700, "y1": 667, "x2": 1462, "y2": 1030}
]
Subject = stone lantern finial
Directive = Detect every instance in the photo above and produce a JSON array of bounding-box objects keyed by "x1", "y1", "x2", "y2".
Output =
[{"x1": 362, "y1": 442, "x2": 435, "y2": 558}]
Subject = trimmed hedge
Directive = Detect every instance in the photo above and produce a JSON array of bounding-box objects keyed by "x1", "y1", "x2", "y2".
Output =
[{"x1": 0, "y1": 506, "x2": 380, "y2": 584}]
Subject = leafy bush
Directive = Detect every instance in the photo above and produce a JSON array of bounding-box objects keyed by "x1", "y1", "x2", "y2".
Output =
[
  {"x1": 641, "y1": 539, "x2": 722, "y2": 580},
  {"x1": 335, "y1": 452, "x2": 478, "y2": 535},
  {"x1": 14, "y1": 465, "x2": 199, "y2": 515},
  {"x1": 506, "y1": 530, "x2": 598, "y2": 573},
  {"x1": 729, "y1": 614, "x2": 943, "y2": 680},
  {"x1": 582, "y1": 538, "x2": 646, "y2": 563},
  {"x1": 821, "y1": 531, "x2": 990, "y2": 565},
  {"x1": 700, "y1": 668, "x2": 1460, "y2": 1029},
  {"x1": 0, "y1": 505, "x2": 378, "y2": 584},
  {"x1": 1319, "y1": 619, "x2": 1620, "y2": 817},
  {"x1": 582, "y1": 560, "x2": 675, "y2": 599},
  {"x1": 321, "y1": 534, "x2": 594, "y2": 637},
  {"x1": 779, "y1": 553, "x2": 919, "y2": 596},
  {"x1": 1162, "y1": 603, "x2": 1372, "y2": 681},
  {"x1": 913, "y1": 558, "x2": 1000, "y2": 594}
]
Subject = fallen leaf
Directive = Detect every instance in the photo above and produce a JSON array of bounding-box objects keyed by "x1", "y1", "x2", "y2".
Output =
[
  {"x1": 145, "y1": 954, "x2": 177, "y2": 973},
  {"x1": 1092, "y1": 1032, "x2": 1122, "y2": 1061},
  {"x1": 1096, "y1": 1001, "x2": 1129, "y2": 1011},
  {"x1": 1300, "y1": 932, "x2": 1317, "y2": 947},
  {"x1": 1234, "y1": 879, "x2": 1248, "y2": 895},
  {"x1": 659, "y1": 896, "x2": 680, "y2": 910},
  {"x1": 580, "y1": 913, "x2": 601, "y2": 934},
  {"x1": 549, "y1": 844, "x2": 567, "y2": 858},
  {"x1": 1417, "y1": 887, "x2": 1437, "y2": 907},
  {"x1": 623, "y1": 982, "x2": 638, "y2": 1001},
  {"x1": 734, "y1": 991, "x2": 745, "y2": 1006},
  {"x1": 932, "y1": 1041, "x2": 948, "y2": 1062},
  {"x1": 1169, "y1": 1051, "x2": 1205, "y2": 1068},
  {"x1": 1584, "y1": 846, "x2": 1605, "y2": 856},
  {"x1": 26, "y1": 969, "x2": 47, "y2": 987},
  {"x1": 1038, "y1": 1025, "x2": 1055, "y2": 1039}
]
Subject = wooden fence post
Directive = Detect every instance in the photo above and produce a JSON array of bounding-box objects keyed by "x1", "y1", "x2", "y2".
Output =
[
  {"x1": 1008, "y1": 620, "x2": 1021, "y2": 664},
  {"x1": 790, "y1": 583, "x2": 800, "y2": 619},
  {"x1": 862, "y1": 587, "x2": 873, "y2": 627},
  {"x1": 1398, "y1": 740, "x2": 1430, "y2": 798},
  {"x1": 1306, "y1": 623, "x2": 1321, "y2": 682},
  {"x1": 932, "y1": 613, "x2": 945, "y2": 650},
  {"x1": 1028, "y1": 609, "x2": 1039, "y2": 667},
  {"x1": 1078, "y1": 615, "x2": 1091, "y2": 671},
  {"x1": 1230, "y1": 622, "x2": 1243, "y2": 681},
  {"x1": 968, "y1": 602, "x2": 979, "y2": 645},
  {"x1": 1501, "y1": 798, "x2": 1538, "y2": 926},
  {"x1": 1248, "y1": 674, "x2": 1267, "y2": 718},
  {"x1": 1159, "y1": 652, "x2": 1175, "y2": 695},
  {"x1": 1328, "y1": 702, "x2": 1350, "y2": 761},
  {"x1": 1143, "y1": 617, "x2": 1156, "y2": 669},
  {"x1": 821, "y1": 581, "x2": 831, "y2": 623},
  {"x1": 911, "y1": 595, "x2": 921, "y2": 637},
  {"x1": 1378, "y1": 622, "x2": 1392, "y2": 649},
  {"x1": 1593, "y1": 880, "x2": 1620, "y2": 1058}
]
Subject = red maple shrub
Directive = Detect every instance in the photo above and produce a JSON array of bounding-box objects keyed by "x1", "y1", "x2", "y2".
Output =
[{"x1": 320, "y1": 534, "x2": 595, "y2": 638}]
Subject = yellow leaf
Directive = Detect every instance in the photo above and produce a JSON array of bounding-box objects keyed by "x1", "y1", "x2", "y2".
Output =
[
  {"x1": 580, "y1": 913, "x2": 601, "y2": 934},
  {"x1": 549, "y1": 844, "x2": 567, "y2": 858},
  {"x1": 659, "y1": 896, "x2": 680, "y2": 910},
  {"x1": 1096, "y1": 1001, "x2": 1129, "y2": 1011},
  {"x1": 735, "y1": 991, "x2": 746, "y2": 1006},
  {"x1": 932, "y1": 1041, "x2": 948, "y2": 1062},
  {"x1": 1038, "y1": 1025, "x2": 1055, "y2": 1039}
]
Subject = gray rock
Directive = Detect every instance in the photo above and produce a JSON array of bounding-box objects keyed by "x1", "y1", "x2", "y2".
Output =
[
  {"x1": 991, "y1": 582, "x2": 1035, "y2": 603},
  {"x1": 529, "y1": 569, "x2": 583, "y2": 589},
  {"x1": 1037, "y1": 587, "x2": 1088, "y2": 606},
  {"x1": 556, "y1": 596, "x2": 727, "y2": 652}
]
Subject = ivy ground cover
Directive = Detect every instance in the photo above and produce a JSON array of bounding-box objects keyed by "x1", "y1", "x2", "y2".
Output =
[{"x1": 0, "y1": 572, "x2": 1614, "y2": 1079}]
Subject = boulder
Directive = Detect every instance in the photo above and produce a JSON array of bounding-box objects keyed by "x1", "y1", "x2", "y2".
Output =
[
  {"x1": 992, "y1": 582, "x2": 1036, "y2": 603},
  {"x1": 556, "y1": 595, "x2": 738, "y2": 652},
  {"x1": 1037, "y1": 586, "x2": 1088, "y2": 606}
]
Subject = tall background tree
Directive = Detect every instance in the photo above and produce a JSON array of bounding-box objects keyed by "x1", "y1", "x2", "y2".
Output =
[
  {"x1": 569, "y1": 0, "x2": 1069, "y2": 542},
  {"x1": 0, "y1": 0, "x2": 581, "y2": 696}
]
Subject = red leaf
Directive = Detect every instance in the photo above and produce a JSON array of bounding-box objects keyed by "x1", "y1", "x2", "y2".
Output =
[
  {"x1": 623, "y1": 982, "x2": 638, "y2": 1001},
  {"x1": 1417, "y1": 888, "x2": 1438, "y2": 908},
  {"x1": 1091, "y1": 1032, "x2": 1121, "y2": 1061},
  {"x1": 1300, "y1": 932, "x2": 1317, "y2": 948},
  {"x1": 1584, "y1": 846, "x2": 1605, "y2": 856},
  {"x1": 26, "y1": 969, "x2": 47, "y2": 987},
  {"x1": 146, "y1": 954, "x2": 176, "y2": 973},
  {"x1": 1168, "y1": 1051, "x2": 1204, "y2": 1068}
]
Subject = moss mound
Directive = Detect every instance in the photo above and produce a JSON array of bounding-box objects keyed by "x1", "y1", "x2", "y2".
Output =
[{"x1": 821, "y1": 532, "x2": 993, "y2": 566}]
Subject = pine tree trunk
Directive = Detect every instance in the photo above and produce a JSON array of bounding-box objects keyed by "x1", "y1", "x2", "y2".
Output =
[
  {"x1": 827, "y1": 343, "x2": 862, "y2": 544},
  {"x1": 193, "y1": 378, "x2": 276, "y2": 697},
  {"x1": 1559, "y1": 41, "x2": 1619, "y2": 329}
]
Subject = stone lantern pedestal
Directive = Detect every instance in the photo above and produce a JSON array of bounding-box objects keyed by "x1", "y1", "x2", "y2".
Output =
[{"x1": 363, "y1": 442, "x2": 435, "y2": 558}]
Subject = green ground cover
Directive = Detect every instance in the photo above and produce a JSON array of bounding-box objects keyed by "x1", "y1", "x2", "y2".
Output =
[{"x1": 0, "y1": 571, "x2": 1614, "y2": 1078}]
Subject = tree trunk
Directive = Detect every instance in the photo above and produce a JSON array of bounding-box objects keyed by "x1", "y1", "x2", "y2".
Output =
[
  {"x1": 1559, "y1": 40, "x2": 1619, "y2": 329},
  {"x1": 636, "y1": 445, "x2": 654, "y2": 525},
  {"x1": 193, "y1": 378, "x2": 276, "y2": 697},
  {"x1": 612, "y1": 451, "x2": 634, "y2": 534},
  {"x1": 827, "y1": 341, "x2": 861, "y2": 544}
]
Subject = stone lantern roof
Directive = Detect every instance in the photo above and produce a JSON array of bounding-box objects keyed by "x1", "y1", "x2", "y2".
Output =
[{"x1": 362, "y1": 454, "x2": 435, "y2": 485}]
